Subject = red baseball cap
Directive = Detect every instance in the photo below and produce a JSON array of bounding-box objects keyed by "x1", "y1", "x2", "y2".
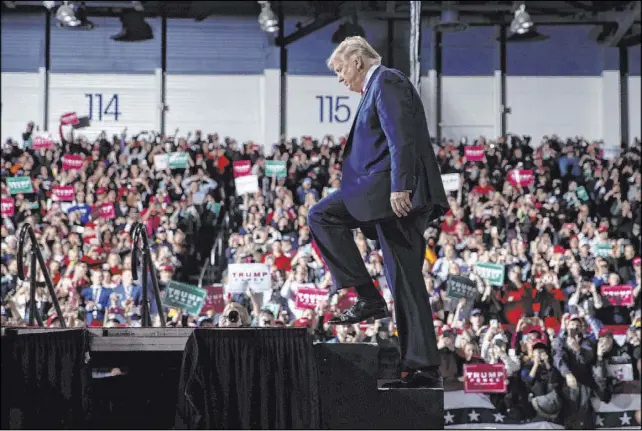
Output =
[{"x1": 292, "y1": 318, "x2": 311, "y2": 328}]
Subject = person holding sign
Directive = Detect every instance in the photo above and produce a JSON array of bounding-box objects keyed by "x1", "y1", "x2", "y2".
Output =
[{"x1": 307, "y1": 37, "x2": 449, "y2": 389}]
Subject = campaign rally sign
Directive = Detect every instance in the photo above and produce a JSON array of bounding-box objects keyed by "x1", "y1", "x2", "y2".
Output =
[
  {"x1": 1, "y1": 198, "x2": 15, "y2": 217},
  {"x1": 595, "y1": 243, "x2": 613, "y2": 258},
  {"x1": 227, "y1": 263, "x2": 271, "y2": 293},
  {"x1": 233, "y1": 160, "x2": 252, "y2": 178},
  {"x1": 441, "y1": 173, "x2": 460, "y2": 192},
  {"x1": 601, "y1": 285, "x2": 635, "y2": 307},
  {"x1": 464, "y1": 363, "x2": 507, "y2": 394},
  {"x1": 154, "y1": 154, "x2": 169, "y2": 171},
  {"x1": 507, "y1": 169, "x2": 535, "y2": 188},
  {"x1": 234, "y1": 174, "x2": 259, "y2": 195},
  {"x1": 475, "y1": 262, "x2": 505, "y2": 287},
  {"x1": 575, "y1": 186, "x2": 589, "y2": 202},
  {"x1": 60, "y1": 112, "x2": 79, "y2": 126},
  {"x1": 32, "y1": 135, "x2": 55, "y2": 150},
  {"x1": 295, "y1": 285, "x2": 329, "y2": 311},
  {"x1": 62, "y1": 155, "x2": 84, "y2": 171},
  {"x1": 164, "y1": 281, "x2": 208, "y2": 316},
  {"x1": 265, "y1": 160, "x2": 287, "y2": 178},
  {"x1": 94, "y1": 202, "x2": 115, "y2": 220},
  {"x1": 168, "y1": 152, "x2": 189, "y2": 169},
  {"x1": 464, "y1": 146, "x2": 485, "y2": 161},
  {"x1": 446, "y1": 275, "x2": 478, "y2": 300},
  {"x1": 7, "y1": 177, "x2": 33, "y2": 195},
  {"x1": 206, "y1": 201, "x2": 222, "y2": 215},
  {"x1": 52, "y1": 186, "x2": 75, "y2": 201},
  {"x1": 201, "y1": 284, "x2": 225, "y2": 314}
]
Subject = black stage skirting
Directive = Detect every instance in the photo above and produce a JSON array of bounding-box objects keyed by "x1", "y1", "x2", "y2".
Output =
[
  {"x1": 1, "y1": 329, "x2": 92, "y2": 429},
  {"x1": 1, "y1": 328, "x2": 442, "y2": 430},
  {"x1": 175, "y1": 328, "x2": 321, "y2": 429}
]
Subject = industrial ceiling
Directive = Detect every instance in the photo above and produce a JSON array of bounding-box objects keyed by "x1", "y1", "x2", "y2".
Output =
[{"x1": 2, "y1": 1, "x2": 640, "y2": 46}]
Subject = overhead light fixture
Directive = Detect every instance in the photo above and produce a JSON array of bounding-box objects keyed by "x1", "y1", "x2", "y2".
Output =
[
  {"x1": 55, "y1": 1, "x2": 94, "y2": 29},
  {"x1": 258, "y1": 1, "x2": 279, "y2": 33},
  {"x1": 510, "y1": 3, "x2": 533, "y2": 35},
  {"x1": 111, "y1": 10, "x2": 153, "y2": 42},
  {"x1": 433, "y1": 4, "x2": 468, "y2": 33},
  {"x1": 332, "y1": 17, "x2": 365, "y2": 44},
  {"x1": 505, "y1": 30, "x2": 550, "y2": 42},
  {"x1": 498, "y1": 3, "x2": 549, "y2": 43},
  {"x1": 132, "y1": 1, "x2": 144, "y2": 12}
]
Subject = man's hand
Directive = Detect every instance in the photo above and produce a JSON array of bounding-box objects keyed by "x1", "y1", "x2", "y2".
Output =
[
  {"x1": 390, "y1": 191, "x2": 412, "y2": 218},
  {"x1": 567, "y1": 337, "x2": 581, "y2": 353},
  {"x1": 565, "y1": 373, "x2": 578, "y2": 389}
]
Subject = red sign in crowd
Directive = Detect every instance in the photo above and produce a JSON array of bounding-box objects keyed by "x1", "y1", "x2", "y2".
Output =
[
  {"x1": 601, "y1": 285, "x2": 635, "y2": 307},
  {"x1": 201, "y1": 284, "x2": 225, "y2": 314},
  {"x1": 295, "y1": 286, "x2": 330, "y2": 310},
  {"x1": 464, "y1": 146, "x2": 485, "y2": 161},
  {"x1": 1, "y1": 198, "x2": 15, "y2": 217},
  {"x1": 52, "y1": 186, "x2": 75, "y2": 201},
  {"x1": 233, "y1": 160, "x2": 252, "y2": 178},
  {"x1": 463, "y1": 363, "x2": 507, "y2": 393},
  {"x1": 62, "y1": 155, "x2": 84, "y2": 171}
]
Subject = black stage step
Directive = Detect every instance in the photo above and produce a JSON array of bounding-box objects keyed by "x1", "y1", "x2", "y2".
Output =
[{"x1": 315, "y1": 343, "x2": 444, "y2": 430}]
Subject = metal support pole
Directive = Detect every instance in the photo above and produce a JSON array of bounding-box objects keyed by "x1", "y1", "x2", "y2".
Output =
[
  {"x1": 498, "y1": 25, "x2": 507, "y2": 137},
  {"x1": 34, "y1": 238, "x2": 65, "y2": 325},
  {"x1": 409, "y1": 1, "x2": 421, "y2": 94},
  {"x1": 278, "y1": 2, "x2": 287, "y2": 141},
  {"x1": 29, "y1": 251, "x2": 43, "y2": 327},
  {"x1": 148, "y1": 248, "x2": 165, "y2": 325},
  {"x1": 141, "y1": 248, "x2": 151, "y2": 327},
  {"x1": 434, "y1": 30, "x2": 442, "y2": 144},
  {"x1": 160, "y1": 15, "x2": 167, "y2": 136},
  {"x1": 619, "y1": 46, "x2": 629, "y2": 147},
  {"x1": 43, "y1": 11, "x2": 51, "y2": 132},
  {"x1": 131, "y1": 222, "x2": 165, "y2": 327},
  {"x1": 29, "y1": 251, "x2": 38, "y2": 327}
]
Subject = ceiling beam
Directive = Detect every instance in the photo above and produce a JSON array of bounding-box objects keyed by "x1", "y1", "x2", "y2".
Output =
[
  {"x1": 276, "y1": 12, "x2": 342, "y2": 46},
  {"x1": 386, "y1": 1, "x2": 396, "y2": 13},
  {"x1": 605, "y1": 1, "x2": 641, "y2": 46},
  {"x1": 565, "y1": 1, "x2": 594, "y2": 11}
]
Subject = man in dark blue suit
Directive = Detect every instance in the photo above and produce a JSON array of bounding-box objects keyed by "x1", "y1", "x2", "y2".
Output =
[
  {"x1": 308, "y1": 37, "x2": 449, "y2": 389},
  {"x1": 80, "y1": 270, "x2": 112, "y2": 325}
]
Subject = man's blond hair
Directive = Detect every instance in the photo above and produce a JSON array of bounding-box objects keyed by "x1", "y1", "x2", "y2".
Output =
[{"x1": 326, "y1": 36, "x2": 382, "y2": 71}]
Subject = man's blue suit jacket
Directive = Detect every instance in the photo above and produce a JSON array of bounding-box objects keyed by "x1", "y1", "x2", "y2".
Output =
[{"x1": 341, "y1": 65, "x2": 449, "y2": 224}]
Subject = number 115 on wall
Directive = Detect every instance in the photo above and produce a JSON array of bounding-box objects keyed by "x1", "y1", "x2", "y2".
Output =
[
  {"x1": 85, "y1": 93, "x2": 121, "y2": 121},
  {"x1": 316, "y1": 95, "x2": 351, "y2": 123}
]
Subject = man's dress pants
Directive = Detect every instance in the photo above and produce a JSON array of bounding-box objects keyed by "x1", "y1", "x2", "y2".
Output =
[{"x1": 308, "y1": 190, "x2": 440, "y2": 369}]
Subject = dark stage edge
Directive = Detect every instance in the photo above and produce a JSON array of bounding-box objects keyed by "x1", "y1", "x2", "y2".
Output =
[
  {"x1": 315, "y1": 343, "x2": 444, "y2": 429},
  {"x1": 1, "y1": 328, "x2": 443, "y2": 430}
]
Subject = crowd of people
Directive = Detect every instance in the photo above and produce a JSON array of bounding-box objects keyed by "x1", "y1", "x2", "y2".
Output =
[{"x1": 1, "y1": 120, "x2": 641, "y2": 426}]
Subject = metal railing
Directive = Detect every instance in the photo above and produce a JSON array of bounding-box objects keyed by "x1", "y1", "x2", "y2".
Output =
[
  {"x1": 131, "y1": 222, "x2": 166, "y2": 327},
  {"x1": 197, "y1": 212, "x2": 229, "y2": 288},
  {"x1": 17, "y1": 223, "x2": 66, "y2": 327}
]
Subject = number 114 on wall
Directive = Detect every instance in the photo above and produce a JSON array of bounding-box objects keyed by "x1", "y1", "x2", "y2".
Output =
[{"x1": 85, "y1": 93, "x2": 121, "y2": 121}]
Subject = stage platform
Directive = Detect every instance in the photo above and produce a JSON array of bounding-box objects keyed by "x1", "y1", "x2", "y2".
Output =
[{"x1": 1, "y1": 327, "x2": 443, "y2": 429}]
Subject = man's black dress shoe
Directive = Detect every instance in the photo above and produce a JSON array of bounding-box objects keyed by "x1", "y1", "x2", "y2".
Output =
[
  {"x1": 327, "y1": 297, "x2": 388, "y2": 325},
  {"x1": 380, "y1": 368, "x2": 444, "y2": 390}
]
